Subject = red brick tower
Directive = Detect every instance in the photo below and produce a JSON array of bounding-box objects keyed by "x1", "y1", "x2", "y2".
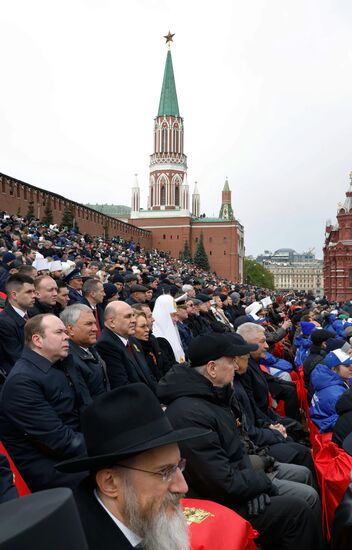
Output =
[{"x1": 148, "y1": 46, "x2": 188, "y2": 211}]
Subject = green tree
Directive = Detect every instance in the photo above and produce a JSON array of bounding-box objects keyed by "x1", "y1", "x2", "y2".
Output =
[
  {"x1": 181, "y1": 240, "x2": 192, "y2": 262},
  {"x1": 193, "y1": 232, "x2": 210, "y2": 270},
  {"x1": 61, "y1": 204, "x2": 74, "y2": 229},
  {"x1": 42, "y1": 197, "x2": 53, "y2": 225},
  {"x1": 244, "y1": 258, "x2": 274, "y2": 289},
  {"x1": 26, "y1": 201, "x2": 35, "y2": 220}
]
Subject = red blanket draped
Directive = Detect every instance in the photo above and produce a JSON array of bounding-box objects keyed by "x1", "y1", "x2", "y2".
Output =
[{"x1": 182, "y1": 498, "x2": 258, "y2": 549}]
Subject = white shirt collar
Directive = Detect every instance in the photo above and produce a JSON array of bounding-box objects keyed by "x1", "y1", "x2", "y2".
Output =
[
  {"x1": 117, "y1": 334, "x2": 129, "y2": 346},
  {"x1": 11, "y1": 305, "x2": 27, "y2": 318},
  {"x1": 94, "y1": 490, "x2": 142, "y2": 547}
]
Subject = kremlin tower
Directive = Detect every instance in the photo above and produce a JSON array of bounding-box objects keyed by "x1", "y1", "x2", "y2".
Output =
[{"x1": 129, "y1": 33, "x2": 244, "y2": 282}]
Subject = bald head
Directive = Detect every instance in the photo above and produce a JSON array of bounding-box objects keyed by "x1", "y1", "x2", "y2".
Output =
[{"x1": 104, "y1": 301, "x2": 136, "y2": 338}]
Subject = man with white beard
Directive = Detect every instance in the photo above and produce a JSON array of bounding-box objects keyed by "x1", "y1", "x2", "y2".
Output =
[{"x1": 56, "y1": 383, "x2": 209, "y2": 550}]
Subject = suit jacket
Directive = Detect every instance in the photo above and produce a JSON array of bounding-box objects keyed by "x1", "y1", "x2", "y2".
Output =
[
  {"x1": 0, "y1": 303, "x2": 26, "y2": 375},
  {"x1": 96, "y1": 328, "x2": 157, "y2": 392},
  {"x1": 74, "y1": 480, "x2": 135, "y2": 550},
  {"x1": 69, "y1": 340, "x2": 109, "y2": 398},
  {"x1": 28, "y1": 299, "x2": 55, "y2": 318}
]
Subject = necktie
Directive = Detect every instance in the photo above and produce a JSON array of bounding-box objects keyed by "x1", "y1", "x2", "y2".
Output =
[
  {"x1": 93, "y1": 308, "x2": 101, "y2": 337},
  {"x1": 23, "y1": 313, "x2": 29, "y2": 321},
  {"x1": 127, "y1": 342, "x2": 135, "y2": 358}
]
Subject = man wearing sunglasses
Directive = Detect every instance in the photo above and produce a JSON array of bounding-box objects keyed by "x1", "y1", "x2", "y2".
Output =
[{"x1": 56, "y1": 383, "x2": 209, "y2": 550}]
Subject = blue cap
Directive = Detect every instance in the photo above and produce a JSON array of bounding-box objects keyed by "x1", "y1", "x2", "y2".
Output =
[
  {"x1": 300, "y1": 321, "x2": 316, "y2": 336},
  {"x1": 323, "y1": 350, "x2": 352, "y2": 369}
]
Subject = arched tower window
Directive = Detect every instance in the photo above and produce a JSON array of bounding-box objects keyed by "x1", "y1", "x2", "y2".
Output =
[
  {"x1": 175, "y1": 185, "x2": 180, "y2": 206},
  {"x1": 162, "y1": 127, "x2": 167, "y2": 152},
  {"x1": 161, "y1": 186, "x2": 166, "y2": 205}
]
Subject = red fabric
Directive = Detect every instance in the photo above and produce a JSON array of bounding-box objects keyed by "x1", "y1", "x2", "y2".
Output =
[
  {"x1": 0, "y1": 442, "x2": 30, "y2": 496},
  {"x1": 314, "y1": 440, "x2": 352, "y2": 541},
  {"x1": 272, "y1": 341, "x2": 284, "y2": 358},
  {"x1": 182, "y1": 498, "x2": 258, "y2": 550},
  {"x1": 259, "y1": 364, "x2": 273, "y2": 409},
  {"x1": 275, "y1": 400, "x2": 286, "y2": 416},
  {"x1": 292, "y1": 366, "x2": 308, "y2": 415}
]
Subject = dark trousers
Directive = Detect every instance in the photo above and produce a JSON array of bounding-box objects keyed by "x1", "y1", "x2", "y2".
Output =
[
  {"x1": 237, "y1": 495, "x2": 322, "y2": 550},
  {"x1": 268, "y1": 379, "x2": 301, "y2": 421},
  {"x1": 269, "y1": 440, "x2": 317, "y2": 482}
]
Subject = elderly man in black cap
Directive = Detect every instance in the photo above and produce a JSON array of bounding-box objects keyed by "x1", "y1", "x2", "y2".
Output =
[
  {"x1": 57, "y1": 383, "x2": 208, "y2": 550},
  {"x1": 157, "y1": 334, "x2": 322, "y2": 550},
  {"x1": 126, "y1": 284, "x2": 149, "y2": 306}
]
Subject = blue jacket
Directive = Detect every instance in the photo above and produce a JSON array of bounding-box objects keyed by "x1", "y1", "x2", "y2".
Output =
[
  {"x1": 262, "y1": 352, "x2": 292, "y2": 373},
  {"x1": 0, "y1": 347, "x2": 90, "y2": 492},
  {"x1": 332, "y1": 319, "x2": 349, "y2": 339},
  {"x1": 309, "y1": 364, "x2": 348, "y2": 432},
  {"x1": 68, "y1": 287, "x2": 83, "y2": 305},
  {"x1": 294, "y1": 334, "x2": 312, "y2": 367},
  {"x1": 323, "y1": 314, "x2": 337, "y2": 335}
]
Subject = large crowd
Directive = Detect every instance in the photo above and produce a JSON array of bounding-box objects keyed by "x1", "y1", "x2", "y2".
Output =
[{"x1": 1, "y1": 210, "x2": 352, "y2": 549}]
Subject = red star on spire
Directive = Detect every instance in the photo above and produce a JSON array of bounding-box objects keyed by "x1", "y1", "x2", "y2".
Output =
[{"x1": 164, "y1": 31, "x2": 175, "y2": 45}]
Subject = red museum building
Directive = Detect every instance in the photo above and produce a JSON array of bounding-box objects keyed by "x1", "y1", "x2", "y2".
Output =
[{"x1": 324, "y1": 172, "x2": 352, "y2": 301}]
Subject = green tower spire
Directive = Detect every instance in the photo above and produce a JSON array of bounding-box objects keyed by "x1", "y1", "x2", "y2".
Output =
[
  {"x1": 223, "y1": 178, "x2": 230, "y2": 192},
  {"x1": 157, "y1": 50, "x2": 180, "y2": 117}
]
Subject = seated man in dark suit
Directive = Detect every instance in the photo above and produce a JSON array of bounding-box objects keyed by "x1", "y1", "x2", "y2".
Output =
[
  {"x1": 61, "y1": 303, "x2": 110, "y2": 398},
  {"x1": 0, "y1": 314, "x2": 90, "y2": 492},
  {"x1": 237, "y1": 322, "x2": 301, "y2": 424},
  {"x1": 96, "y1": 301, "x2": 157, "y2": 392},
  {"x1": 81, "y1": 278, "x2": 105, "y2": 337},
  {"x1": 56, "y1": 383, "x2": 207, "y2": 550},
  {"x1": 0, "y1": 273, "x2": 35, "y2": 376}
]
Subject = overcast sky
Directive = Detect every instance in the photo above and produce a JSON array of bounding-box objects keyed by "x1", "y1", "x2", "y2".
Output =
[{"x1": 1, "y1": 0, "x2": 351, "y2": 258}]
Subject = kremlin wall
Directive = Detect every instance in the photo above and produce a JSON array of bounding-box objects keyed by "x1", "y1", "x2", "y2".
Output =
[
  {"x1": 0, "y1": 172, "x2": 152, "y2": 249},
  {"x1": 0, "y1": 40, "x2": 244, "y2": 282}
]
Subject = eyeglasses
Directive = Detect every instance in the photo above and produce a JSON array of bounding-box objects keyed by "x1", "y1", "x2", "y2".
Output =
[{"x1": 116, "y1": 458, "x2": 186, "y2": 482}]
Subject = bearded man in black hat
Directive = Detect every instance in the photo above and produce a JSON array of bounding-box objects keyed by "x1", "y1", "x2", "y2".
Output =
[{"x1": 57, "y1": 383, "x2": 209, "y2": 550}]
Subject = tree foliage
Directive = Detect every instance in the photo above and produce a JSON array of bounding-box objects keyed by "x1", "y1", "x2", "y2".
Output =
[
  {"x1": 244, "y1": 258, "x2": 274, "y2": 289},
  {"x1": 61, "y1": 205, "x2": 74, "y2": 229},
  {"x1": 181, "y1": 240, "x2": 192, "y2": 262},
  {"x1": 193, "y1": 232, "x2": 210, "y2": 270},
  {"x1": 26, "y1": 201, "x2": 35, "y2": 220},
  {"x1": 42, "y1": 197, "x2": 53, "y2": 225}
]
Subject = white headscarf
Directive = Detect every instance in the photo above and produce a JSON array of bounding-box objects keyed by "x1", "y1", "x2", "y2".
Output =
[{"x1": 152, "y1": 294, "x2": 185, "y2": 363}]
